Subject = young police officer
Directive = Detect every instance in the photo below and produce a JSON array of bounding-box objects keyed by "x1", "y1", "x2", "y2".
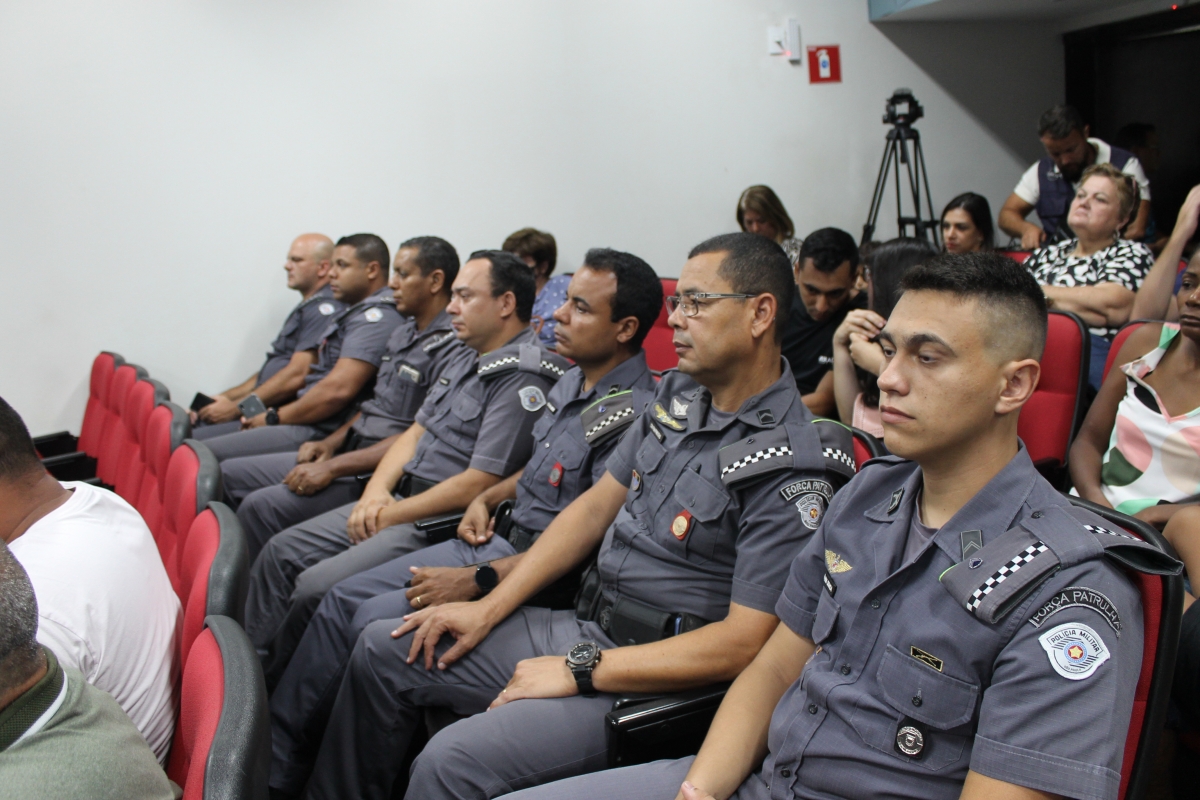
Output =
[
  {"x1": 266, "y1": 248, "x2": 663, "y2": 796},
  {"x1": 219, "y1": 237, "x2": 470, "y2": 559},
  {"x1": 508, "y1": 252, "x2": 1180, "y2": 800},
  {"x1": 245, "y1": 251, "x2": 570, "y2": 679},
  {"x1": 299, "y1": 232, "x2": 857, "y2": 800}
]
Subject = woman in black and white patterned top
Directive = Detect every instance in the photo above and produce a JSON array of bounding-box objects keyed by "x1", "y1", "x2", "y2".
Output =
[{"x1": 1025, "y1": 162, "x2": 1154, "y2": 388}]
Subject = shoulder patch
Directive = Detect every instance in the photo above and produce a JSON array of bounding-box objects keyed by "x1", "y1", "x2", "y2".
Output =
[
  {"x1": 1038, "y1": 622, "x2": 1111, "y2": 680},
  {"x1": 781, "y1": 479, "x2": 834, "y2": 529},
  {"x1": 319, "y1": 302, "x2": 335, "y2": 315},
  {"x1": 518, "y1": 385, "x2": 548, "y2": 412},
  {"x1": 719, "y1": 426, "x2": 794, "y2": 488},
  {"x1": 581, "y1": 390, "x2": 638, "y2": 446},
  {"x1": 1029, "y1": 586, "x2": 1122, "y2": 636},
  {"x1": 422, "y1": 330, "x2": 458, "y2": 352},
  {"x1": 364, "y1": 307, "x2": 384, "y2": 323}
]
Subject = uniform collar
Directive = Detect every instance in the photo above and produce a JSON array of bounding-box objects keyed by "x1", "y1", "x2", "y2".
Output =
[
  {"x1": 865, "y1": 444, "x2": 1041, "y2": 564},
  {"x1": 423, "y1": 307, "x2": 455, "y2": 334},
  {"x1": 584, "y1": 351, "x2": 651, "y2": 400},
  {"x1": 685, "y1": 358, "x2": 801, "y2": 432},
  {"x1": 503, "y1": 326, "x2": 538, "y2": 349}
]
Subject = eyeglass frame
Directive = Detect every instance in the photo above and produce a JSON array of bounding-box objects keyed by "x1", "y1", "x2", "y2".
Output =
[{"x1": 664, "y1": 292, "x2": 757, "y2": 317}]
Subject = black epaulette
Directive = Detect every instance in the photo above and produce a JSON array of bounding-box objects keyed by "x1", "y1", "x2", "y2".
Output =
[
  {"x1": 939, "y1": 525, "x2": 1060, "y2": 625},
  {"x1": 477, "y1": 344, "x2": 569, "y2": 382},
  {"x1": 1064, "y1": 506, "x2": 1182, "y2": 576},
  {"x1": 580, "y1": 390, "x2": 637, "y2": 446},
  {"x1": 812, "y1": 419, "x2": 856, "y2": 486},
  {"x1": 718, "y1": 425, "x2": 795, "y2": 488},
  {"x1": 421, "y1": 330, "x2": 458, "y2": 353}
]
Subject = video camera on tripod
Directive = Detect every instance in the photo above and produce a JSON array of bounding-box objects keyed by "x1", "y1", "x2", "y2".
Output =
[{"x1": 862, "y1": 89, "x2": 939, "y2": 247}]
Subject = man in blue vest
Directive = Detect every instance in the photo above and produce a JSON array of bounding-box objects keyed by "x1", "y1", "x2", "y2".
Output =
[{"x1": 1000, "y1": 105, "x2": 1151, "y2": 249}]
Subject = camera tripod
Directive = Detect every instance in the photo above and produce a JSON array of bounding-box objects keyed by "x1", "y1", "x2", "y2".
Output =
[{"x1": 861, "y1": 90, "x2": 939, "y2": 247}]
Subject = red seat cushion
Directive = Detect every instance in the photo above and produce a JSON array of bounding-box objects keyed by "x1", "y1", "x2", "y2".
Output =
[
  {"x1": 177, "y1": 510, "x2": 219, "y2": 666},
  {"x1": 1018, "y1": 313, "x2": 1083, "y2": 468},
  {"x1": 645, "y1": 279, "x2": 679, "y2": 373},
  {"x1": 167, "y1": 628, "x2": 224, "y2": 798}
]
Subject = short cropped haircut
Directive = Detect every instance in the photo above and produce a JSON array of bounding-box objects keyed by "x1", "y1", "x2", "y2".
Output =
[
  {"x1": 502, "y1": 228, "x2": 558, "y2": 276},
  {"x1": 469, "y1": 250, "x2": 536, "y2": 323},
  {"x1": 688, "y1": 232, "x2": 794, "y2": 342},
  {"x1": 581, "y1": 248, "x2": 663, "y2": 350},
  {"x1": 336, "y1": 233, "x2": 391, "y2": 277},
  {"x1": 1038, "y1": 105, "x2": 1087, "y2": 140},
  {"x1": 736, "y1": 185, "x2": 795, "y2": 241},
  {"x1": 1080, "y1": 162, "x2": 1141, "y2": 229},
  {"x1": 0, "y1": 396, "x2": 39, "y2": 482},
  {"x1": 941, "y1": 192, "x2": 995, "y2": 250},
  {"x1": 400, "y1": 236, "x2": 460, "y2": 295},
  {"x1": 799, "y1": 227, "x2": 860, "y2": 274},
  {"x1": 0, "y1": 544, "x2": 40, "y2": 693},
  {"x1": 899, "y1": 252, "x2": 1048, "y2": 361}
]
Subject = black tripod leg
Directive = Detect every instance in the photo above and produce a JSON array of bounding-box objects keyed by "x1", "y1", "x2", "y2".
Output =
[{"x1": 863, "y1": 136, "x2": 897, "y2": 245}]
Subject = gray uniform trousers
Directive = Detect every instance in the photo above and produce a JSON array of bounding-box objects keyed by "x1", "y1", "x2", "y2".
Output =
[
  {"x1": 506, "y1": 757, "x2": 696, "y2": 800},
  {"x1": 244, "y1": 503, "x2": 432, "y2": 681},
  {"x1": 304, "y1": 608, "x2": 619, "y2": 800},
  {"x1": 201, "y1": 423, "x2": 322, "y2": 462},
  {"x1": 190, "y1": 420, "x2": 242, "y2": 440},
  {"x1": 270, "y1": 535, "x2": 517, "y2": 794},
  {"x1": 221, "y1": 450, "x2": 362, "y2": 562}
]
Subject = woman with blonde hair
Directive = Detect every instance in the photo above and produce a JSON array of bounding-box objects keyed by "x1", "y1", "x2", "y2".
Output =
[{"x1": 737, "y1": 185, "x2": 803, "y2": 266}]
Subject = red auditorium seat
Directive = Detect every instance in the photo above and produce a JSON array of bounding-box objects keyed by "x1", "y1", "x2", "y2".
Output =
[
  {"x1": 158, "y1": 439, "x2": 222, "y2": 593},
  {"x1": 1017, "y1": 311, "x2": 1088, "y2": 484},
  {"x1": 177, "y1": 503, "x2": 250, "y2": 667},
  {"x1": 96, "y1": 363, "x2": 147, "y2": 485},
  {"x1": 851, "y1": 427, "x2": 886, "y2": 466},
  {"x1": 167, "y1": 615, "x2": 270, "y2": 800},
  {"x1": 137, "y1": 402, "x2": 191, "y2": 535},
  {"x1": 1102, "y1": 320, "x2": 1152, "y2": 385},
  {"x1": 997, "y1": 249, "x2": 1032, "y2": 264},
  {"x1": 80, "y1": 351, "x2": 124, "y2": 456},
  {"x1": 114, "y1": 378, "x2": 170, "y2": 503},
  {"x1": 643, "y1": 278, "x2": 678, "y2": 373}
]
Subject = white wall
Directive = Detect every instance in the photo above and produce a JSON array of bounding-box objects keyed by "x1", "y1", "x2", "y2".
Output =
[{"x1": 0, "y1": 0, "x2": 1055, "y2": 434}]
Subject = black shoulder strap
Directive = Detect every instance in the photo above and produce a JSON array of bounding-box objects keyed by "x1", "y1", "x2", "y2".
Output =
[
  {"x1": 580, "y1": 390, "x2": 638, "y2": 447},
  {"x1": 478, "y1": 343, "x2": 568, "y2": 382},
  {"x1": 718, "y1": 425, "x2": 795, "y2": 489},
  {"x1": 812, "y1": 419, "x2": 856, "y2": 488},
  {"x1": 421, "y1": 330, "x2": 458, "y2": 353}
]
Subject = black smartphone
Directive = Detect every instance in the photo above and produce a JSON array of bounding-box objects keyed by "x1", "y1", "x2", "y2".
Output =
[
  {"x1": 237, "y1": 395, "x2": 268, "y2": 418},
  {"x1": 190, "y1": 392, "x2": 216, "y2": 412}
]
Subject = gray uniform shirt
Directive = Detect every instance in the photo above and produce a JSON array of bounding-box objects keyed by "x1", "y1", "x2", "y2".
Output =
[
  {"x1": 513, "y1": 352, "x2": 658, "y2": 532},
  {"x1": 258, "y1": 284, "x2": 343, "y2": 385},
  {"x1": 759, "y1": 447, "x2": 1158, "y2": 800},
  {"x1": 404, "y1": 327, "x2": 571, "y2": 484},
  {"x1": 600, "y1": 363, "x2": 856, "y2": 623},
  {"x1": 350, "y1": 309, "x2": 472, "y2": 445}
]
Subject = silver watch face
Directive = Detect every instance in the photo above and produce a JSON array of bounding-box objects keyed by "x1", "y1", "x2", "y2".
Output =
[{"x1": 567, "y1": 642, "x2": 598, "y2": 666}]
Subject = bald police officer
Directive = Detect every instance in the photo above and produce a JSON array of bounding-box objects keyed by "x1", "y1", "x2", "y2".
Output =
[
  {"x1": 300, "y1": 232, "x2": 857, "y2": 800},
  {"x1": 507, "y1": 252, "x2": 1181, "y2": 800},
  {"x1": 219, "y1": 237, "x2": 470, "y2": 559},
  {"x1": 245, "y1": 250, "x2": 570, "y2": 679},
  {"x1": 202, "y1": 233, "x2": 404, "y2": 461},
  {"x1": 193, "y1": 233, "x2": 341, "y2": 439},
  {"x1": 266, "y1": 248, "x2": 664, "y2": 795}
]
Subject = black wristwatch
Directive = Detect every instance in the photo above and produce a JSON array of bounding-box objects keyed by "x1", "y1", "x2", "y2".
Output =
[
  {"x1": 265, "y1": 408, "x2": 280, "y2": 426},
  {"x1": 474, "y1": 562, "x2": 499, "y2": 595},
  {"x1": 566, "y1": 641, "x2": 602, "y2": 697}
]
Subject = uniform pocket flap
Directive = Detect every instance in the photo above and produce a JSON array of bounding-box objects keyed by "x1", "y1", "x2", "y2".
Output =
[
  {"x1": 635, "y1": 436, "x2": 666, "y2": 475},
  {"x1": 451, "y1": 392, "x2": 482, "y2": 421},
  {"x1": 878, "y1": 645, "x2": 978, "y2": 729},
  {"x1": 553, "y1": 435, "x2": 588, "y2": 470},
  {"x1": 812, "y1": 592, "x2": 840, "y2": 644},
  {"x1": 673, "y1": 468, "x2": 728, "y2": 522}
]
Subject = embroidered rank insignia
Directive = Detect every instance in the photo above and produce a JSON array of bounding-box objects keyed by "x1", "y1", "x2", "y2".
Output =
[
  {"x1": 438, "y1": 377, "x2": 450, "y2": 386},
  {"x1": 1029, "y1": 586, "x2": 1122, "y2": 636},
  {"x1": 960, "y1": 530, "x2": 983, "y2": 561},
  {"x1": 670, "y1": 396, "x2": 689, "y2": 418},
  {"x1": 822, "y1": 569, "x2": 837, "y2": 597},
  {"x1": 757, "y1": 409, "x2": 775, "y2": 426},
  {"x1": 518, "y1": 386, "x2": 548, "y2": 412},
  {"x1": 887, "y1": 488, "x2": 904, "y2": 514},
  {"x1": 671, "y1": 510, "x2": 693, "y2": 540},
  {"x1": 649, "y1": 421, "x2": 664, "y2": 442},
  {"x1": 909, "y1": 646, "x2": 943, "y2": 672},
  {"x1": 653, "y1": 403, "x2": 684, "y2": 431},
  {"x1": 549, "y1": 462, "x2": 563, "y2": 487},
  {"x1": 319, "y1": 302, "x2": 335, "y2": 315},
  {"x1": 824, "y1": 550, "x2": 852, "y2": 574},
  {"x1": 364, "y1": 307, "x2": 384, "y2": 323},
  {"x1": 421, "y1": 330, "x2": 458, "y2": 352},
  {"x1": 630, "y1": 470, "x2": 641, "y2": 492},
  {"x1": 1038, "y1": 622, "x2": 1111, "y2": 680}
]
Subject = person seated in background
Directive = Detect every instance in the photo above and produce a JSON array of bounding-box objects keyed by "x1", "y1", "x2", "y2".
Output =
[
  {"x1": 510, "y1": 251, "x2": 1160, "y2": 800},
  {"x1": 503, "y1": 228, "x2": 572, "y2": 349},
  {"x1": 0, "y1": 545, "x2": 176, "y2": 800},
  {"x1": 0, "y1": 396, "x2": 179, "y2": 763},
  {"x1": 1115, "y1": 122, "x2": 1167, "y2": 252},
  {"x1": 298, "y1": 232, "x2": 856, "y2": 800},
  {"x1": 1025, "y1": 163, "x2": 1155, "y2": 389},
  {"x1": 192, "y1": 233, "x2": 340, "y2": 438},
  {"x1": 245, "y1": 251, "x2": 570, "y2": 681},
  {"x1": 832, "y1": 237, "x2": 937, "y2": 436},
  {"x1": 265, "y1": 248, "x2": 662, "y2": 797},
  {"x1": 1131, "y1": 184, "x2": 1200, "y2": 321},
  {"x1": 939, "y1": 192, "x2": 993, "y2": 253},
  {"x1": 220, "y1": 237, "x2": 471, "y2": 560},
  {"x1": 1000, "y1": 104, "x2": 1151, "y2": 249},
  {"x1": 201, "y1": 234, "x2": 405, "y2": 461},
  {"x1": 737, "y1": 184, "x2": 803, "y2": 266},
  {"x1": 780, "y1": 227, "x2": 864, "y2": 417}
]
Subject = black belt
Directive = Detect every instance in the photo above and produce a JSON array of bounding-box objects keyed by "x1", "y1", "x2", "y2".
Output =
[
  {"x1": 586, "y1": 592, "x2": 711, "y2": 647},
  {"x1": 353, "y1": 471, "x2": 436, "y2": 500},
  {"x1": 507, "y1": 521, "x2": 542, "y2": 553}
]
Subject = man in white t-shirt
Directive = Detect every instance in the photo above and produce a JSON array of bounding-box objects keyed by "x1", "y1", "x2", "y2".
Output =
[
  {"x1": 999, "y1": 104, "x2": 1152, "y2": 249},
  {"x1": 0, "y1": 396, "x2": 180, "y2": 764}
]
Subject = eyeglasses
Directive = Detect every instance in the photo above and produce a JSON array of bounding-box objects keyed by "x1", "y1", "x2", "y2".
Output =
[{"x1": 665, "y1": 292, "x2": 755, "y2": 317}]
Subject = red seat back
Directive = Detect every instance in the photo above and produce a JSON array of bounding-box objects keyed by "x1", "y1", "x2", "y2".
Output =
[
  {"x1": 79, "y1": 352, "x2": 122, "y2": 457},
  {"x1": 1018, "y1": 311, "x2": 1087, "y2": 469},
  {"x1": 159, "y1": 440, "x2": 222, "y2": 592},
  {"x1": 178, "y1": 510, "x2": 220, "y2": 667},
  {"x1": 644, "y1": 278, "x2": 679, "y2": 373},
  {"x1": 851, "y1": 428, "x2": 886, "y2": 472},
  {"x1": 137, "y1": 402, "x2": 190, "y2": 535},
  {"x1": 1102, "y1": 321, "x2": 1150, "y2": 385},
  {"x1": 97, "y1": 364, "x2": 140, "y2": 484},
  {"x1": 167, "y1": 627, "x2": 224, "y2": 798},
  {"x1": 114, "y1": 380, "x2": 157, "y2": 502},
  {"x1": 997, "y1": 249, "x2": 1032, "y2": 264}
]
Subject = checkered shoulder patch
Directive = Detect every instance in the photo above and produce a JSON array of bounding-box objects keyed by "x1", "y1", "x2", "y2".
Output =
[
  {"x1": 580, "y1": 390, "x2": 637, "y2": 447},
  {"x1": 422, "y1": 330, "x2": 458, "y2": 352},
  {"x1": 813, "y1": 418, "x2": 856, "y2": 484},
  {"x1": 965, "y1": 542, "x2": 1050, "y2": 614},
  {"x1": 718, "y1": 427, "x2": 794, "y2": 488}
]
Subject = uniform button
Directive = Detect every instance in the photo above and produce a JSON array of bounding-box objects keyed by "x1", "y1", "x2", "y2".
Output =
[
  {"x1": 780, "y1": 768, "x2": 792, "y2": 778},
  {"x1": 656, "y1": 485, "x2": 665, "y2": 494},
  {"x1": 870, "y1": 598, "x2": 881, "y2": 609},
  {"x1": 1031, "y1": 511, "x2": 1043, "y2": 519},
  {"x1": 839, "y1": 665, "x2": 851, "y2": 675},
  {"x1": 544, "y1": 443, "x2": 550, "y2": 449},
  {"x1": 807, "y1": 703, "x2": 817, "y2": 714},
  {"x1": 912, "y1": 696, "x2": 922, "y2": 707},
  {"x1": 687, "y1": 441, "x2": 695, "y2": 449}
]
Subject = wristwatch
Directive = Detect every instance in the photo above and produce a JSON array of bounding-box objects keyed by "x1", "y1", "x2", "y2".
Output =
[
  {"x1": 474, "y1": 562, "x2": 499, "y2": 595},
  {"x1": 566, "y1": 641, "x2": 602, "y2": 696},
  {"x1": 265, "y1": 408, "x2": 280, "y2": 426}
]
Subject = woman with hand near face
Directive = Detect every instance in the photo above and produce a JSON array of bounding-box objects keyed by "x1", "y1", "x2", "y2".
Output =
[
  {"x1": 939, "y1": 192, "x2": 993, "y2": 254},
  {"x1": 737, "y1": 185, "x2": 803, "y2": 266},
  {"x1": 1026, "y1": 162, "x2": 1155, "y2": 388}
]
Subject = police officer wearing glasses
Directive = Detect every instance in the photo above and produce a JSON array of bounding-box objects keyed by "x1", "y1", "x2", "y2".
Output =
[{"x1": 299, "y1": 232, "x2": 856, "y2": 800}]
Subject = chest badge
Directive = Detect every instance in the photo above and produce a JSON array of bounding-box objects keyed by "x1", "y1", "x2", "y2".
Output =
[
  {"x1": 630, "y1": 470, "x2": 642, "y2": 492},
  {"x1": 1038, "y1": 622, "x2": 1111, "y2": 680},
  {"x1": 909, "y1": 646, "x2": 944, "y2": 672},
  {"x1": 549, "y1": 462, "x2": 563, "y2": 487},
  {"x1": 671, "y1": 510, "x2": 693, "y2": 540},
  {"x1": 895, "y1": 721, "x2": 926, "y2": 758},
  {"x1": 824, "y1": 550, "x2": 852, "y2": 573},
  {"x1": 319, "y1": 302, "x2": 335, "y2": 315},
  {"x1": 364, "y1": 307, "x2": 384, "y2": 323},
  {"x1": 670, "y1": 397, "x2": 689, "y2": 418},
  {"x1": 519, "y1": 386, "x2": 548, "y2": 412},
  {"x1": 887, "y1": 488, "x2": 905, "y2": 514},
  {"x1": 653, "y1": 403, "x2": 685, "y2": 431}
]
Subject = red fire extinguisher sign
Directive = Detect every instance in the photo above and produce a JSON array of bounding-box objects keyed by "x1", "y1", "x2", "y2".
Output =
[{"x1": 807, "y1": 45, "x2": 841, "y2": 83}]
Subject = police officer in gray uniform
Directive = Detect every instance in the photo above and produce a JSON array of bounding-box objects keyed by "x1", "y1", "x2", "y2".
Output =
[
  {"x1": 193, "y1": 233, "x2": 342, "y2": 439},
  {"x1": 245, "y1": 251, "x2": 570, "y2": 677},
  {"x1": 265, "y1": 248, "x2": 664, "y2": 795},
  {"x1": 507, "y1": 252, "x2": 1182, "y2": 800},
  {"x1": 299, "y1": 233, "x2": 857, "y2": 800},
  {"x1": 219, "y1": 237, "x2": 470, "y2": 558},
  {"x1": 202, "y1": 234, "x2": 405, "y2": 462}
]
